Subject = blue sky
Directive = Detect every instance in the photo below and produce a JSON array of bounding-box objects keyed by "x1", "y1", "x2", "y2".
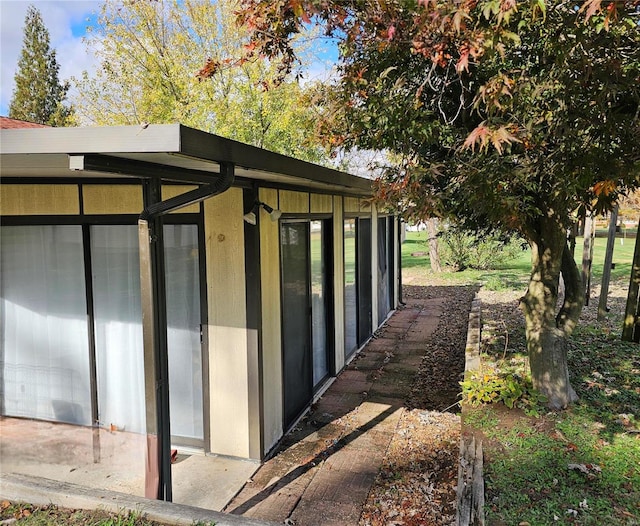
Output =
[{"x1": 1, "y1": 0, "x2": 102, "y2": 116}]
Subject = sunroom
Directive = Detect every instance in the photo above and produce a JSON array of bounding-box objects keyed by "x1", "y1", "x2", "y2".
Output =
[{"x1": 0, "y1": 120, "x2": 400, "y2": 506}]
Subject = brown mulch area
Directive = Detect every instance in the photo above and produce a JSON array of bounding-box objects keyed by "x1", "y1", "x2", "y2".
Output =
[{"x1": 360, "y1": 284, "x2": 478, "y2": 526}]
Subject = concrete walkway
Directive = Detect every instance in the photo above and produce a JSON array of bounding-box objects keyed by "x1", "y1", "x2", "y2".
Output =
[
  {"x1": 0, "y1": 295, "x2": 447, "y2": 526},
  {"x1": 225, "y1": 296, "x2": 445, "y2": 525}
]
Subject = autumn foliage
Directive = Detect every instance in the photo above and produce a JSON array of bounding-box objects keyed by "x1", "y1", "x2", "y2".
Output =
[
  {"x1": 229, "y1": 0, "x2": 639, "y2": 408},
  {"x1": 231, "y1": 0, "x2": 639, "y2": 224}
]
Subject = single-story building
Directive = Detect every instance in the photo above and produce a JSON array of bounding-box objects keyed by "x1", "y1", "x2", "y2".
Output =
[{"x1": 0, "y1": 118, "x2": 401, "y2": 501}]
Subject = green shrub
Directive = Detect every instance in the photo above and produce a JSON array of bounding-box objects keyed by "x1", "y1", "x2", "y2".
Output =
[
  {"x1": 439, "y1": 229, "x2": 524, "y2": 271},
  {"x1": 460, "y1": 368, "x2": 547, "y2": 416}
]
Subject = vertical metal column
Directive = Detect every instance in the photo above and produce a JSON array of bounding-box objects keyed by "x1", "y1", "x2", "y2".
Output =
[
  {"x1": 139, "y1": 178, "x2": 172, "y2": 501},
  {"x1": 137, "y1": 164, "x2": 234, "y2": 501}
]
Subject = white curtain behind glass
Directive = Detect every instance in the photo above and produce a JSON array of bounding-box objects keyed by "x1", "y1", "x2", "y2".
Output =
[
  {"x1": 91, "y1": 225, "x2": 145, "y2": 434},
  {"x1": 164, "y1": 225, "x2": 203, "y2": 441},
  {"x1": 1, "y1": 226, "x2": 91, "y2": 425}
]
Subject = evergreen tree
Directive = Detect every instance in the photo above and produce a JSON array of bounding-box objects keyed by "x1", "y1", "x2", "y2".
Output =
[{"x1": 9, "y1": 5, "x2": 73, "y2": 126}]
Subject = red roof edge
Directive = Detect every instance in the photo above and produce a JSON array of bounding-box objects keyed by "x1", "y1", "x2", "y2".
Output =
[{"x1": 0, "y1": 116, "x2": 51, "y2": 129}]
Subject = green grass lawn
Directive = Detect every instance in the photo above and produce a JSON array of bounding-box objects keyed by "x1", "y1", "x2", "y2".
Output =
[
  {"x1": 402, "y1": 229, "x2": 637, "y2": 289},
  {"x1": 403, "y1": 229, "x2": 640, "y2": 525},
  {"x1": 465, "y1": 318, "x2": 640, "y2": 526},
  {"x1": 0, "y1": 502, "x2": 174, "y2": 525}
]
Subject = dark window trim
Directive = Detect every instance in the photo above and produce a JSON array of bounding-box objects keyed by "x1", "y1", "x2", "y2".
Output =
[
  {"x1": 318, "y1": 218, "x2": 335, "y2": 384},
  {"x1": 278, "y1": 213, "x2": 333, "y2": 222}
]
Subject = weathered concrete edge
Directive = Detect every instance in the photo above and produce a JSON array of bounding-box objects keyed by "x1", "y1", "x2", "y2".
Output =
[
  {"x1": 456, "y1": 295, "x2": 485, "y2": 526},
  {"x1": 0, "y1": 472, "x2": 279, "y2": 526}
]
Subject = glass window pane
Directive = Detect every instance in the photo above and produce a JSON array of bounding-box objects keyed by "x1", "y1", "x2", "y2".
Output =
[
  {"x1": 281, "y1": 222, "x2": 312, "y2": 427},
  {"x1": 310, "y1": 221, "x2": 328, "y2": 385},
  {"x1": 377, "y1": 217, "x2": 390, "y2": 323},
  {"x1": 164, "y1": 224, "x2": 203, "y2": 442},
  {"x1": 91, "y1": 225, "x2": 145, "y2": 434},
  {"x1": 344, "y1": 219, "x2": 357, "y2": 357},
  {"x1": 1, "y1": 226, "x2": 91, "y2": 425}
]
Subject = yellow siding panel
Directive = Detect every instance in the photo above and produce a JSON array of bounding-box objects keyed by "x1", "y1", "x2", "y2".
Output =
[
  {"x1": 310, "y1": 193, "x2": 333, "y2": 214},
  {"x1": 204, "y1": 188, "x2": 250, "y2": 458},
  {"x1": 278, "y1": 190, "x2": 308, "y2": 214},
  {"x1": 83, "y1": 185, "x2": 142, "y2": 214},
  {"x1": 344, "y1": 197, "x2": 359, "y2": 213},
  {"x1": 1, "y1": 185, "x2": 79, "y2": 215},
  {"x1": 259, "y1": 187, "x2": 283, "y2": 452},
  {"x1": 162, "y1": 185, "x2": 200, "y2": 214}
]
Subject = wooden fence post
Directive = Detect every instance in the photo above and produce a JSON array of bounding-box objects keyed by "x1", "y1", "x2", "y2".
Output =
[{"x1": 598, "y1": 206, "x2": 618, "y2": 320}]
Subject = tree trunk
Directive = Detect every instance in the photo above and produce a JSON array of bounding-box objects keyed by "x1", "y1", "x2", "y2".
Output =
[
  {"x1": 520, "y1": 217, "x2": 581, "y2": 409},
  {"x1": 426, "y1": 218, "x2": 442, "y2": 273},
  {"x1": 622, "y1": 216, "x2": 640, "y2": 341},
  {"x1": 581, "y1": 213, "x2": 595, "y2": 306},
  {"x1": 568, "y1": 220, "x2": 577, "y2": 256}
]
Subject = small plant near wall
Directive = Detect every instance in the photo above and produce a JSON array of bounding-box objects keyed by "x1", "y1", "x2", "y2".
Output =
[{"x1": 460, "y1": 368, "x2": 547, "y2": 417}]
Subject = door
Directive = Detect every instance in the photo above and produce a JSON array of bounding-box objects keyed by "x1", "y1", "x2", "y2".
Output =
[
  {"x1": 281, "y1": 220, "x2": 331, "y2": 429},
  {"x1": 357, "y1": 218, "x2": 372, "y2": 345},
  {"x1": 91, "y1": 223, "x2": 205, "y2": 443},
  {"x1": 281, "y1": 222, "x2": 312, "y2": 428},
  {"x1": 164, "y1": 224, "x2": 205, "y2": 446}
]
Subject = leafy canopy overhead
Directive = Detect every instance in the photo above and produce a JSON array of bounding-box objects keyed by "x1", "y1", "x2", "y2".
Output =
[
  {"x1": 233, "y1": 0, "x2": 639, "y2": 409},
  {"x1": 233, "y1": 0, "x2": 640, "y2": 234},
  {"x1": 74, "y1": 0, "x2": 329, "y2": 163}
]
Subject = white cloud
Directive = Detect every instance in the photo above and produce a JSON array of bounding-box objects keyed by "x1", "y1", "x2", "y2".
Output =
[{"x1": 0, "y1": 0, "x2": 101, "y2": 116}]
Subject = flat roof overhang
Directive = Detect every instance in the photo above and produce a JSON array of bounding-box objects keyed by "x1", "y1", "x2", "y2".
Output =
[{"x1": 0, "y1": 123, "x2": 373, "y2": 196}]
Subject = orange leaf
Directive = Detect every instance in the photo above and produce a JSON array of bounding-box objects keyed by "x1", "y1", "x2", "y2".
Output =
[
  {"x1": 457, "y1": 48, "x2": 470, "y2": 72},
  {"x1": 593, "y1": 180, "x2": 617, "y2": 196},
  {"x1": 463, "y1": 124, "x2": 491, "y2": 152}
]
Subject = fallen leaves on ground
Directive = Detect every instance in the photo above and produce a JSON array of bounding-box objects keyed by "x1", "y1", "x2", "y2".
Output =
[{"x1": 360, "y1": 284, "x2": 477, "y2": 526}]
